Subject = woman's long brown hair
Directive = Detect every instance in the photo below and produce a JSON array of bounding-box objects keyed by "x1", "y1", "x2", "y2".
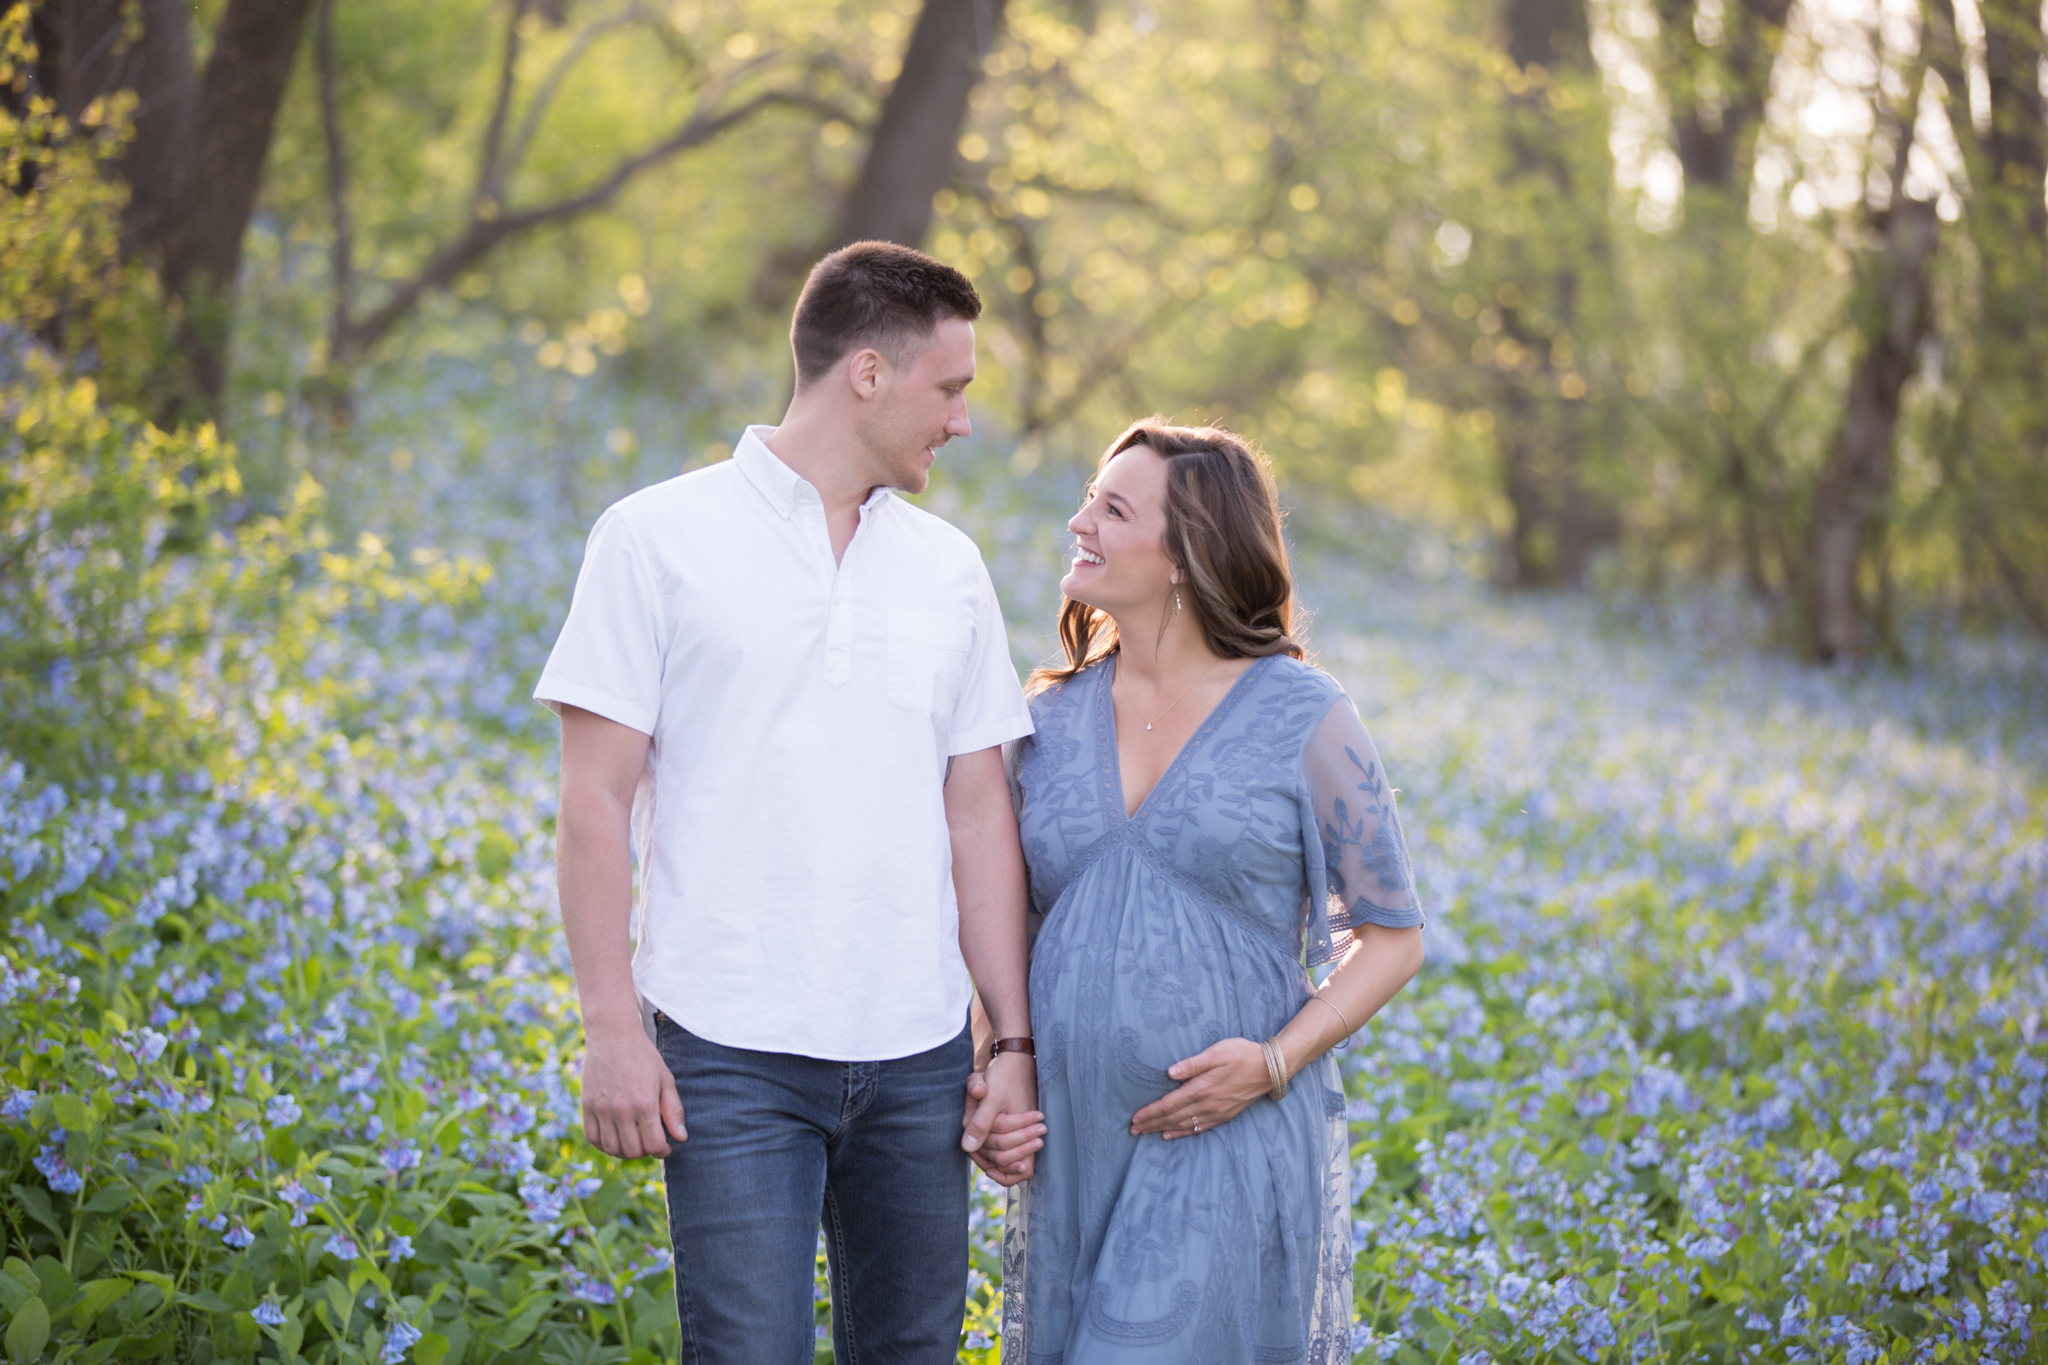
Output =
[{"x1": 1028, "y1": 419, "x2": 1303, "y2": 694}]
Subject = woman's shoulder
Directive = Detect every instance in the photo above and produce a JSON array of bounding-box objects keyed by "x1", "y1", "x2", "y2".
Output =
[
  {"x1": 1253, "y1": 653, "x2": 1346, "y2": 707},
  {"x1": 1026, "y1": 657, "x2": 1108, "y2": 721}
]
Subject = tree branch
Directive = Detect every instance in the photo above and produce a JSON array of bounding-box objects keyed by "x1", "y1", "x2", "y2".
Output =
[
  {"x1": 337, "y1": 81, "x2": 811, "y2": 361},
  {"x1": 475, "y1": 0, "x2": 534, "y2": 210},
  {"x1": 498, "y1": 1, "x2": 660, "y2": 203}
]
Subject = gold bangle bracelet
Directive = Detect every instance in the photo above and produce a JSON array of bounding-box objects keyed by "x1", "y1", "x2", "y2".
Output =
[
  {"x1": 1307, "y1": 992, "x2": 1354, "y2": 1036},
  {"x1": 1260, "y1": 1037, "x2": 1289, "y2": 1102}
]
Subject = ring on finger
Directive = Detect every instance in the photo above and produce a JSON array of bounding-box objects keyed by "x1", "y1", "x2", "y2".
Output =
[{"x1": 1190, "y1": 1116, "x2": 1201, "y2": 1133}]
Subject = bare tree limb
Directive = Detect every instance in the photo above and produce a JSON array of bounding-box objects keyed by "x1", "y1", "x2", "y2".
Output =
[
  {"x1": 474, "y1": 0, "x2": 534, "y2": 210},
  {"x1": 336, "y1": 80, "x2": 813, "y2": 362},
  {"x1": 498, "y1": 1, "x2": 659, "y2": 203},
  {"x1": 315, "y1": 0, "x2": 354, "y2": 367},
  {"x1": 1984, "y1": 511, "x2": 2048, "y2": 639},
  {"x1": 1027, "y1": 289, "x2": 1194, "y2": 435}
]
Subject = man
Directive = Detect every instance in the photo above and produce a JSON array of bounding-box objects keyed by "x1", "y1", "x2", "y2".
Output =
[{"x1": 535, "y1": 242, "x2": 1039, "y2": 1364}]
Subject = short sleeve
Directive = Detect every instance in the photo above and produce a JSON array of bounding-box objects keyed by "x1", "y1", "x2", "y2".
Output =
[
  {"x1": 1300, "y1": 692, "x2": 1423, "y2": 964},
  {"x1": 943, "y1": 566, "x2": 1034, "y2": 756},
  {"x1": 532, "y1": 508, "x2": 665, "y2": 735}
]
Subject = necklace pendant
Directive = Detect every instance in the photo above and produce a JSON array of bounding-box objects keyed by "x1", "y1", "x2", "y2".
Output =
[{"x1": 1145, "y1": 722, "x2": 1153, "y2": 731}]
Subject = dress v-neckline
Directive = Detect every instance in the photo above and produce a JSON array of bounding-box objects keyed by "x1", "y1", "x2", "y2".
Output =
[{"x1": 1104, "y1": 653, "x2": 1270, "y2": 823}]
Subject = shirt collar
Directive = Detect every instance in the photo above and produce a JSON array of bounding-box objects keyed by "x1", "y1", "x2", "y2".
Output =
[
  {"x1": 733, "y1": 425, "x2": 898, "y2": 519},
  {"x1": 735, "y1": 426, "x2": 804, "y2": 519}
]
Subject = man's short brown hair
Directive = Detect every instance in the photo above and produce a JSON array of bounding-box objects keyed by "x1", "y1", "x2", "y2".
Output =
[{"x1": 790, "y1": 242, "x2": 982, "y2": 390}]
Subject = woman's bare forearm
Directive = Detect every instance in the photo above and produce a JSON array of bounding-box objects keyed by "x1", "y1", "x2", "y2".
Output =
[{"x1": 1273, "y1": 923, "x2": 1425, "y2": 1076}]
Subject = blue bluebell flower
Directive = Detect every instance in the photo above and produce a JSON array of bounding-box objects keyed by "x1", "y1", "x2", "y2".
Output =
[{"x1": 379, "y1": 1320, "x2": 422, "y2": 1363}]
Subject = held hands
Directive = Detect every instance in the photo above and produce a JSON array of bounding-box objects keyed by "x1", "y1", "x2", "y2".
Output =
[
  {"x1": 580, "y1": 1022, "x2": 687, "y2": 1159},
  {"x1": 961, "y1": 1052, "x2": 1043, "y2": 1186},
  {"x1": 1130, "y1": 1037, "x2": 1273, "y2": 1140}
]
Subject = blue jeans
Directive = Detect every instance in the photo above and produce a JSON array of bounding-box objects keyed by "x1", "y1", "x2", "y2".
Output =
[{"x1": 653, "y1": 1012, "x2": 973, "y2": 1365}]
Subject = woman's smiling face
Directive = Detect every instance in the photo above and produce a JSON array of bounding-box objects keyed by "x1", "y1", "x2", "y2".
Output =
[{"x1": 1063, "y1": 443, "x2": 1176, "y2": 614}]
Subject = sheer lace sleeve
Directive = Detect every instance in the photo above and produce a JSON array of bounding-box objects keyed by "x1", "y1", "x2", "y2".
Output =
[{"x1": 1300, "y1": 693, "x2": 1423, "y2": 965}]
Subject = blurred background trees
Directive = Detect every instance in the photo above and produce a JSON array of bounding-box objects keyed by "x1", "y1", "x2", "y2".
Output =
[{"x1": 6, "y1": 0, "x2": 2046, "y2": 663}]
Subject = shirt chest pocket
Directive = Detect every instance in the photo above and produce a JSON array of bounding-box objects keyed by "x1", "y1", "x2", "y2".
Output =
[{"x1": 886, "y1": 608, "x2": 972, "y2": 717}]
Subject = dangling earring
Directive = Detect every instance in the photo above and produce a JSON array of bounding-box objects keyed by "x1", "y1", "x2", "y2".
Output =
[{"x1": 1174, "y1": 589, "x2": 1183, "y2": 616}]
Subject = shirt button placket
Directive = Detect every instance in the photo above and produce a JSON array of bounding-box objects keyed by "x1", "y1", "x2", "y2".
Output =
[{"x1": 824, "y1": 526, "x2": 853, "y2": 688}]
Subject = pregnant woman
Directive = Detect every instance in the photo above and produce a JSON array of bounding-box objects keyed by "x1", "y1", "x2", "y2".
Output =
[{"x1": 984, "y1": 420, "x2": 1426, "y2": 1364}]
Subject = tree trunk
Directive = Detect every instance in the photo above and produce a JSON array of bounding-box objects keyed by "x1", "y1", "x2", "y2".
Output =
[
  {"x1": 1655, "y1": 0, "x2": 1793, "y2": 192},
  {"x1": 1806, "y1": 195, "x2": 1939, "y2": 662},
  {"x1": 1652, "y1": 0, "x2": 1794, "y2": 596},
  {"x1": 1491, "y1": 0, "x2": 1619, "y2": 588},
  {"x1": 1930, "y1": 0, "x2": 2048, "y2": 638},
  {"x1": 1981, "y1": 0, "x2": 2046, "y2": 238},
  {"x1": 828, "y1": 0, "x2": 1008, "y2": 251},
  {"x1": 159, "y1": 0, "x2": 317, "y2": 410},
  {"x1": 33, "y1": 1, "x2": 195, "y2": 247},
  {"x1": 30, "y1": 0, "x2": 312, "y2": 418}
]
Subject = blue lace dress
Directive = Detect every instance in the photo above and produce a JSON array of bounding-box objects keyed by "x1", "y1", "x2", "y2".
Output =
[{"x1": 1002, "y1": 653, "x2": 1423, "y2": 1365}]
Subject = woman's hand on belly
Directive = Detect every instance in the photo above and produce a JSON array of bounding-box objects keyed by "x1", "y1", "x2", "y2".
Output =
[{"x1": 1129, "y1": 1038, "x2": 1273, "y2": 1140}]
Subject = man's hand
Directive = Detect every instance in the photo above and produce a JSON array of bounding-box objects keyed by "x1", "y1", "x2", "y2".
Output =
[
  {"x1": 581, "y1": 1022, "x2": 687, "y2": 1159},
  {"x1": 962, "y1": 1053, "x2": 1042, "y2": 1185}
]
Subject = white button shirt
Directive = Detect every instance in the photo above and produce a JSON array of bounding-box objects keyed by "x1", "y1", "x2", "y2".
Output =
[{"x1": 535, "y1": 427, "x2": 1033, "y2": 1061}]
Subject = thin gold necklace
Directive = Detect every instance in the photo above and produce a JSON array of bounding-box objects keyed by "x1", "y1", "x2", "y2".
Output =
[{"x1": 1119, "y1": 656, "x2": 1223, "y2": 732}]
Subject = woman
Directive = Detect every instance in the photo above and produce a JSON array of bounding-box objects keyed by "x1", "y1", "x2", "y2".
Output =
[{"x1": 981, "y1": 420, "x2": 1425, "y2": 1364}]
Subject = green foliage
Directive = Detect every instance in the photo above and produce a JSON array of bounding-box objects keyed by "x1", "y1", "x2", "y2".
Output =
[
  {"x1": 0, "y1": 360, "x2": 492, "y2": 788},
  {"x1": 0, "y1": 769, "x2": 680, "y2": 1365},
  {"x1": 0, "y1": 7, "x2": 168, "y2": 413}
]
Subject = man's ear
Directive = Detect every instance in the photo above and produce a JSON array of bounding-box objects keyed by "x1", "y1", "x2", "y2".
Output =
[{"x1": 847, "y1": 347, "x2": 884, "y2": 399}]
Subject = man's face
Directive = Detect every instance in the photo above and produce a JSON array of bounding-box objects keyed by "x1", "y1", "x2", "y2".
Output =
[{"x1": 863, "y1": 316, "x2": 975, "y2": 495}]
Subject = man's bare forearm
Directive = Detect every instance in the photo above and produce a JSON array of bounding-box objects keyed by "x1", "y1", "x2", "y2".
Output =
[
  {"x1": 956, "y1": 831, "x2": 1030, "y2": 1037},
  {"x1": 947, "y1": 748, "x2": 1031, "y2": 1039},
  {"x1": 558, "y1": 782, "x2": 643, "y2": 1036},
  {"x1": 556, "y1": 707, "x2": 655, "y2": 1040}
]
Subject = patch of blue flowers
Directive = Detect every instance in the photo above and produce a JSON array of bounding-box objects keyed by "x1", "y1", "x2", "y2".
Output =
[{"x1": 3, "y1": 354, "x2": 2044, "y2": 1364}]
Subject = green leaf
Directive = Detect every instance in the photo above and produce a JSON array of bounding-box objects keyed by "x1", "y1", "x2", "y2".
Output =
[
  {"x1": 115, "y1": 1326, "x2": 175, "y2": 1358},
  {"x1": 323, "y1": 1277, "x2": 355, "y2": 1335},
  {"x1": 51, "y1": 1092, "x2": 91, "y2": 1133},
  {"x1": 265, "y1": 1128, "x2": 299, "y2": 1164},
  {"x1": 71, "y1": 1277, "x2": 130, "y2": 1328},
  {"x1": 10, "y1": 1185, "x2": 62, "y2": 1239},
  {"x1": 5, "y1": 1296, "x2": 51, "y2": 1364},
  {"x1": 437, "y1": 1312, "x2": 470, "y2": 1365},
  {"x1": 486, "y1": 1292, "x2": 553, "y2": 1351},
  {"x1": 2, "y1": 1260, "x2": 39, "y2": 1296},
  {"x1": 78, "y1": 1339, "x2": 121, "y2": 1363},
  {"x1": 29, "y1": 1257, "x2": 73, "y2": 1312},
  {"x1": 413, "y1": 1333, "x2": 451, "y2": 1365},
  {"x1": 83, "y1": 1183, "x2": 133, "y2": 1214},
  {"x1": 120, "y1": 1269, "x2": 176, "y2": 1302},
  {"x1": 429, "y1": 1112, "x2": 465, "y2": 1156},
  {"x1": 453, "y1": 1261, "x2": 500, "y2": 1301}
]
